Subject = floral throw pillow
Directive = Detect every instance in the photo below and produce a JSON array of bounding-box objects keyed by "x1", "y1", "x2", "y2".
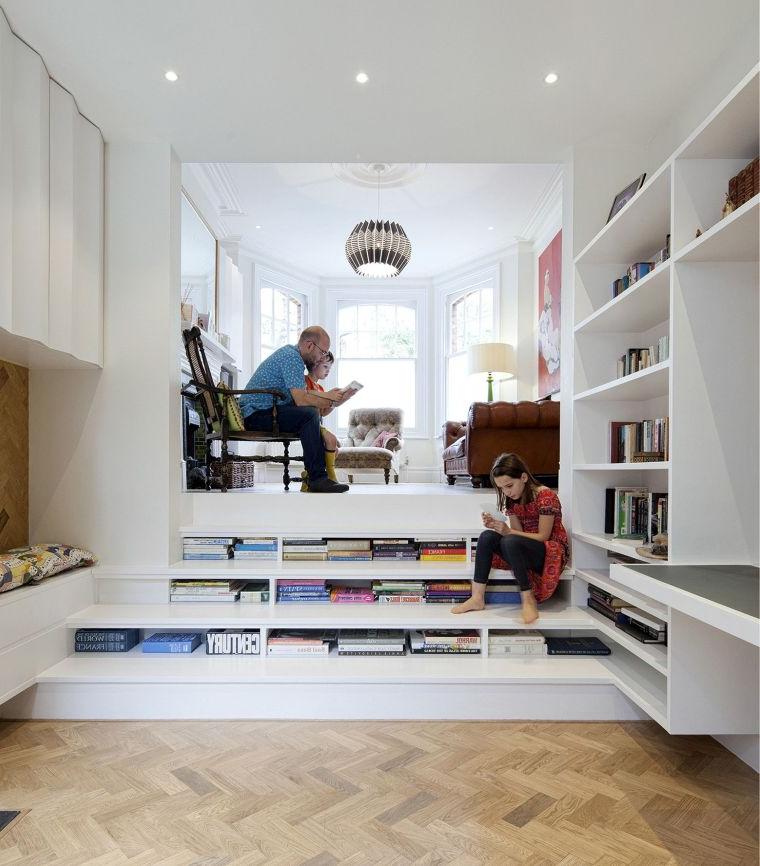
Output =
[{"x1": 0, "y1": 544, "x2": 97, "y2": 593}]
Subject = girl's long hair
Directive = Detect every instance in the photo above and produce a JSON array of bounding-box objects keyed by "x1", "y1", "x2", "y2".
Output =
[{"x1": 490, "y1": 452, "x2": 541, "y2": 512}]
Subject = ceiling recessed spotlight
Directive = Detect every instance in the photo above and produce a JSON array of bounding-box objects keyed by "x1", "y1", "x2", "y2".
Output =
[
  {"x1": 164, "y1": 70, "x2": 179, "y2": 82},
  {"x1": 255, "y1": 225, "x2": 262, "y2": 230},
  {"x1": 544, "y1": 72, "x2": 559, "y2": 85},
  {"x1": 488, "y1": 226, "x2": 494, "y2": 231},
  {"x1": 355, "y1": 71, "x2": 369, "y2": 84}
]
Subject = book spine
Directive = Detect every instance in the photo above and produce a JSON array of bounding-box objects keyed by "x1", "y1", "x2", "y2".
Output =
[
  {"x1": 377, "y1": 595, "x2": 426, "y2": 603},
  {"x1": 142, "y1": 643, "x2": 197, "y2": 653},
  {"x1": 74, "y1": 642, "x2": 131, "y2": 652}
]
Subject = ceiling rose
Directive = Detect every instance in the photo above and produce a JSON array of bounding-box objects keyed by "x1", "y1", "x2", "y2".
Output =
[{"x1": 332, "y1": 162, "x2": 426, "y2": 189}]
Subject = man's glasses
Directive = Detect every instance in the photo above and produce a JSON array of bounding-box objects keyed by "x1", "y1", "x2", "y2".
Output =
[{"x1": 309, "y1": 340, "x2": 330, "y2": 359}]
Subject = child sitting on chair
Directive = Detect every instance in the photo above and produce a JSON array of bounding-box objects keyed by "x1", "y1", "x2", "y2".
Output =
[{"x1": 301, "y1": 352, "x2": 340, "y2": 490}]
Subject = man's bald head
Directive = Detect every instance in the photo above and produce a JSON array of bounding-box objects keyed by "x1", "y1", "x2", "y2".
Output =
[{"x1": 298, "y1": 326, "x2": 331, "y2": 367}]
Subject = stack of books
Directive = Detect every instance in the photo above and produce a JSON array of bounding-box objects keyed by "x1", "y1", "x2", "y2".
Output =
[
  {"x1": 205, "y1": 629, "x2": 260, "y2": 655},
  {"x1": 327, "y1": 539, "x2": 372, "y2": 561},
  {"x1": 470, "y1": 537, "x2": 478, "y2": 562},
  {"x1": 424, "y1": 581, "x2": 471, "y2": 604},
  {"x1": 74, "y1": 628, "x2": 140, "y2": 653},
  {"x1": 276, "y1": 579, "x2": 330, "y2": 603},
  {"x1": 409, "y1": 630, "x2": 481, "y2": 654},
  {"x1": 330, "y1": 585, "x2": 376, "y2": 603},
  {"x1": 485, "y1": 578, "x2": 521, "y2": 605},
  {"x1": 609, "y1": 418, "x2": 669, "y2": 463},
  {"x1": 489, "y1": 630, "x2": 546, "y2": 656},
  {"x1": 545, "y1": 636, "x2": 610, "y2": 656},
  {"x1": 182, "y1": 536, "x2": 234, "y2": 560},
  {"x1": 170, "y1": 579, "x2": 245, "y2": 602},
  {"x1": 267, "y1": 629, "x2": 335, "y2": 656},
  {"x1": 337, "y1": 629, "x2": 406, "y2": 655},
  {"x1": 142, "y1": 632, "x2": 203, "y2": 653},
  {"x1": 604, "y1": 487, "x2": 650, "y2": 539},
  {"x1": 282, "y1": 538, "x2": 327, "y2": 561},
  {"x1": 586, "y1": 583, "x2": 626, "y2": 621},
  {"x1": 616, "y1": 607, "x2": 667, "y2": 644},
  {"x1": 233, "y1": 537, "x2": 277, "y2": 560},
  {"x1": 616, "y1": 338, "x2": 669, "y2": 379},
  {"x1": 239, "y1": 580, "x2": 270, "y2": 603},
  {"x1": 418, "y1": 539, "x2": 467, "y2": 562},
  {"x1": 372, "y1": 580, "x2": 426, "y2": 603},
  {"x1": 372, "y1": 538, "x2": 418, "y2": 561}
]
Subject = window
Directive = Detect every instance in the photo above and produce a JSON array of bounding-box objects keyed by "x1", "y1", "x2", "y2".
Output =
[
  {"x1": 445, "y1": 283, "x2": 495, "y2": 421},
  {"x1": 260, "y1": 284, "x2": 304, "y2": 360},
  {"x1": 335, "y1": 301, "x2": 418, "y2": 429}
]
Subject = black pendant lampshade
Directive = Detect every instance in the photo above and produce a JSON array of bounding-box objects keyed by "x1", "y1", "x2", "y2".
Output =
[{"x1": 345, "y1": 219, "x2": 412, "y2": 278}]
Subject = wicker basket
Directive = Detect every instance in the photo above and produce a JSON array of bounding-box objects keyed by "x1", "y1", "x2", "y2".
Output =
[{"x1": 211, "y1": 459, "x2": 256, "y2": 488}]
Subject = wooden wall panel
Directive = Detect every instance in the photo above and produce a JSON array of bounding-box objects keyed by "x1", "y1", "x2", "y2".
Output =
[{"x1": 0, "y1": 358, "x2": 28, "y2": 549}]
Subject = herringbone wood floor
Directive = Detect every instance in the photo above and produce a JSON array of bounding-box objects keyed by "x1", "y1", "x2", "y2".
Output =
[{"x1": 0, "y1": 720, "x2": 756, "y2": 865}]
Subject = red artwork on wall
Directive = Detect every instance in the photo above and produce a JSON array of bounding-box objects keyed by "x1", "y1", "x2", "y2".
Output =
[{"x1": 538, "y1": 229, "x2": 562, "y2": 398}]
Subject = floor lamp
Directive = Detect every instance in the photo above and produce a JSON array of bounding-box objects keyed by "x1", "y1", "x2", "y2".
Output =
[{"x1": 467, "y1": 342, "x2": 516, "y2": 402}]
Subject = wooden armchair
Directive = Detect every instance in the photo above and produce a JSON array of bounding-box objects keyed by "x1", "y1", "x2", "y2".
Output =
[{"x1": 182, "y1": 327, "x2": 304, "y2": 491}]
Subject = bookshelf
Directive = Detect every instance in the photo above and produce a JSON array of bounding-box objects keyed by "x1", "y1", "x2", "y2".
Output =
[{"x1": 572, "y1": 64, "x2": 759, "y2": 573}]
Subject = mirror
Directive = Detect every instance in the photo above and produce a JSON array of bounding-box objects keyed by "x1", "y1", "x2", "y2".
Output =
[{"x1": 180, "y1": 192, "x2": 218, "y2": 333}]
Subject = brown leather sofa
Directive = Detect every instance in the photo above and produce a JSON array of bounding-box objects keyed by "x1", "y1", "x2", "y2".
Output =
[{"x1": 442, "y1": 400, "x2": 560, "y2": 487}]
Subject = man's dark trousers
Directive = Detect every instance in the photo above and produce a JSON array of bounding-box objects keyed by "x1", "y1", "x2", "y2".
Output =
[{"x1": 244, "y1": 405, "x2": 327, "y2": 482}]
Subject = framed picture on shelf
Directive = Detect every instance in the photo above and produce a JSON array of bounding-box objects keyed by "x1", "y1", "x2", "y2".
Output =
[
  {"x1": 537, "y1": 229, "x2": 562, "y2": 399},
  {"x1": 606, "y1": 173, "x2": 646, "y2": 223}
]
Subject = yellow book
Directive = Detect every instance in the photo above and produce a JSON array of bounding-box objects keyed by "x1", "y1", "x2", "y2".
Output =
[{"x1": 420, "y1": 554, "x2": 467, "y2": 562}]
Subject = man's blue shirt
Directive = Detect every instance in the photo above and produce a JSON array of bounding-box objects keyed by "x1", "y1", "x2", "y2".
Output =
[{"x1": 239, "y1": 345, "x2": 305, "y2": 417}]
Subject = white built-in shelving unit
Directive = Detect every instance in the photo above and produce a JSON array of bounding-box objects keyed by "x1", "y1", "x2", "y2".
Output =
[{"x1": 573, "y1": 64, "x2": 759, "y2": 569}]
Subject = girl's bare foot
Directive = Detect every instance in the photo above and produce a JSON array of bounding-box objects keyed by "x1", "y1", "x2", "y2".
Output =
[
  {"x1": 520, "y1": 592, "x2": 539, "y2": 624},
  {"x1": 452, "y1": 596, "x2": 485, "y2": 614}
]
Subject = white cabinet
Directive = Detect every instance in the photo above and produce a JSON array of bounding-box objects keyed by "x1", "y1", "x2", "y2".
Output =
[
  {"x1": 50, "y1": 81, "x2": 104, "y2": 365},
  {"x1": 10, "y1": 35, "x2": 49, "y2": 344},
  {"x1": 0, "y1": 15, "x2": 103, "y2": 369}
]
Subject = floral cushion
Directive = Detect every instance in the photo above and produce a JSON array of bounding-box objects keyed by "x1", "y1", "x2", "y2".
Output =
[{"x1": 0, "y1": 544, "x2": 97, "y2": 594}]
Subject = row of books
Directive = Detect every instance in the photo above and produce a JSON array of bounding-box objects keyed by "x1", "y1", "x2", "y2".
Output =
[
  {"x1": 170, "y1": 580, "x2": 269, "y2": 603},
  {"x1": 587, "y1": 584, "x2": 667, "y2": 645},
  {"x1": 276, "y1": 579, "x2": 521, "y2": 605},
  {"x1": 609, "y1": 418, "x2": 669, "y2": 463},
  {"x1": 282, "y1": 538, "x2": 468, "y2": 562},
  {"x1": 488, "y1": 631, "x2": 611, "y2": 656},
  {"x1": 182, "y1": 536, "x2": 279, "y2": 561},
  {"x1": 604, "y1": 487, "x2": 668, "y2": 541},
  {"x1": 610, "y1": 249, "x2": 668, "y2": 300},
  {"x1": 72, "y1": 628, "x2": 613, "y2": 657},
  {"x1": 616, "y1": 338, "x2": 669, "y2": 379}
]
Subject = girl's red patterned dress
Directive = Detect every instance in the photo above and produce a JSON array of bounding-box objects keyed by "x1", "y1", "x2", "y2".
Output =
[{"x1": 493, "y1": 488, "x2": 570, "y2": 603}]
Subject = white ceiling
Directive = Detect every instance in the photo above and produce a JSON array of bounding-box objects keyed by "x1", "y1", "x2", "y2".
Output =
[
  {"x1": 188, "y1": 162, "x2": 560, "y2": 278},
  {"x1": 2, "y1": 1, "x2": 757, "y2": 163}
]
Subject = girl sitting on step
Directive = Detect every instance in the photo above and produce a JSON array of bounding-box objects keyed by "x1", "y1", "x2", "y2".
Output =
[
  {"x1": 301, "y1": 352, "x2": 341, "y2": 490},
  {"x1": 453, "y1": 452, "x2": 569, "y2": 624}
]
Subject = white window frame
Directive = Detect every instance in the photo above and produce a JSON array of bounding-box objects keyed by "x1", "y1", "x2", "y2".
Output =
[
  {"x1": 325, "y1": 284, "x2": 428, "y2": 438},
  {"x1": 252, "y1": 265, "x2": 315, "y2": 369},
  {"x1": 435, "y1": 265, "x2": 501, "y2": 431}
]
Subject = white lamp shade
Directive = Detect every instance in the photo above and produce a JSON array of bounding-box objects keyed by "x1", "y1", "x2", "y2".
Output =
[{"x1": 466, "y1": 342, "x2": 515, "y2": 379}]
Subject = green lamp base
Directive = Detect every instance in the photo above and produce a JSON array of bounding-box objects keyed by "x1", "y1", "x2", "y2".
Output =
[{"x1": 486, "y1": 372, "x2": 494, "y2": 403}]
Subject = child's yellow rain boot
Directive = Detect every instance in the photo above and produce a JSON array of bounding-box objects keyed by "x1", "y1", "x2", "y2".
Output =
[{"x1": 325, "y1": 450, "x2": 338, "y2": 482}]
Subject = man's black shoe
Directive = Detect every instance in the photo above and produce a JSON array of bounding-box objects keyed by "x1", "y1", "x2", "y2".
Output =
[{"x1": 308, "y1": 477, "x2": 349, "y2": 493}]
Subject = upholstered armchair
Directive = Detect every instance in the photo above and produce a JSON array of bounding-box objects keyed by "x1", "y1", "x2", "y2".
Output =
[
  {"x1": 442, "y1": 400, "x2": 560, "y2": 487},
  {"x1": 334, "y1": 408, "x2": 404, "y2": 484}
]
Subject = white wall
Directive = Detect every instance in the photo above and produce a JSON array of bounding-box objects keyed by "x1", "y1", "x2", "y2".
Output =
[{"x1": 30, "y1": 142, "x2": 182, "y2": 565}]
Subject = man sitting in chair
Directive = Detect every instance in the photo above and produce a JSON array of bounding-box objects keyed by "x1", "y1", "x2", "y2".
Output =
[{"x1": 239, "y1": 326, "x2": 355, "y2": 493}]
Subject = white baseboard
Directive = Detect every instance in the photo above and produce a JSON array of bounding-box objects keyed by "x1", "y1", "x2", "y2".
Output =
[{"x1": 1, "y1": 681, "x2": 647, "y2": 722}]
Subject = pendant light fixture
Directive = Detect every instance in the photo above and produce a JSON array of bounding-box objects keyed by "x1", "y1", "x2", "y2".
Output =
[{"x1": 345, "y1": 164, "x2": 412, "y2": 277}]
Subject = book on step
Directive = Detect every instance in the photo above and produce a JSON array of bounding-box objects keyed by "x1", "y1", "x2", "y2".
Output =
[
  {"x1": 74, "y1": 628, "x2": 140, "y2": 652},
  {"x1": 142, "y1": 632, "x2": 202, "y2": 653},
  {"x1": 545, "y1": 636, "x2": 611, "y2": 656},
  {"x1": 205, "y1": 629, "x2": 260, "y2": 655}
]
